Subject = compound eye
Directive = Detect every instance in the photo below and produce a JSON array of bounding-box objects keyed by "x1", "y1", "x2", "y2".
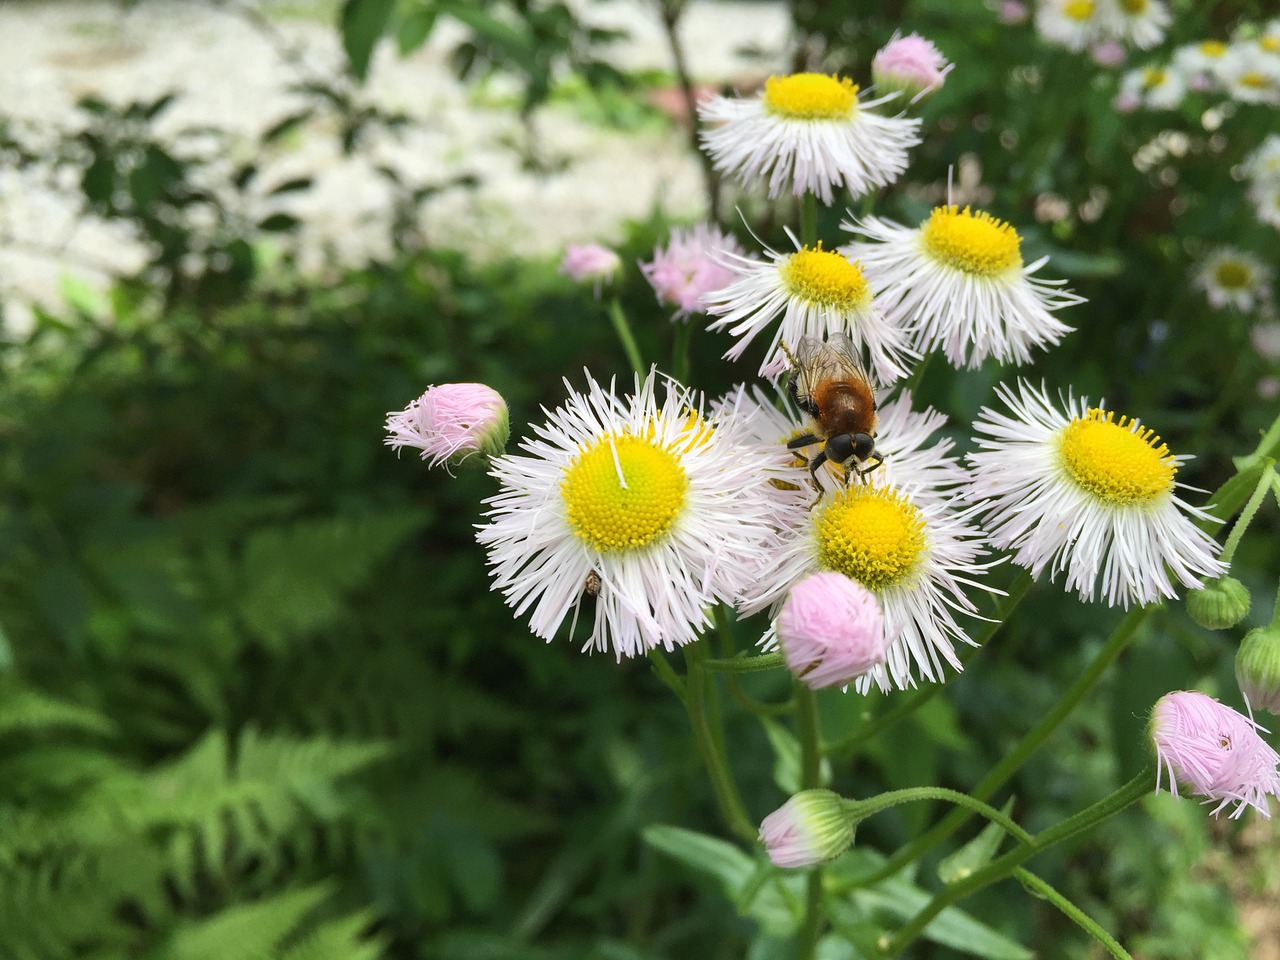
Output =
[
  {"x1": 853, "y1": 433, "x2": 876, "y2": 460},
  {"x1": 825, "y1": 433, "x2": 856, "y2": 463}
]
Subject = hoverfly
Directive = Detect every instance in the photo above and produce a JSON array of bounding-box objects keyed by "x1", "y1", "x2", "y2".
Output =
[{"x1": 781, "y1": 334, "x2": 884, "y2": 486}]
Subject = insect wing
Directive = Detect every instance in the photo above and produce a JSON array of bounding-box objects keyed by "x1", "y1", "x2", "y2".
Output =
[{"x1": 790, "y1": 335, "x2": 874, "y2": 408}]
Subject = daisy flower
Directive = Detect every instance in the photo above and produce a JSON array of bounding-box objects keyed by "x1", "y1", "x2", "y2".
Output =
[
  {"x1": 1096, "y1": 0, "x2": 1170, "y2": 50},
  {"x1": 965, "y1": 381, "x2": 1226, "y2": 609},
  {"x1": 736, "y1": 391, "x2": 994, "y2": 692},
  {"x1": 476, "y1": 370, "x2": 785, "y2": 658},
  {"x1": 640, "y1": 222, "x2": 744, "y2": 321},
  {"x1": 1244, "y1": 135, "x2": 1280, "y2": 185},
  {"x1": 1035, "y1": 0, "x2": 1102, "y2": 51},
  {"x1": 1172, "y1": 40, "x2": 1235, "y2": 90},
  {"x1": 705, "y1": 234, "x2": 916, "y2": 383},
  {"x1": 1194, "y1": 247, "x2": 1273, "y2": 311},
  {"x1": 1218, "y1": 48, "x2": 1280, "y2": 105},
  {"x1": 842, "y1": 204, "x2": 1083, "y2": 369},
  {"x1": 1249, "y1": 181, "x2": 1280, "y2": 230},
  {"x1": 697, "y1": 72, "x2": 922, "y2": 205},
  {"x1": 1151, "y1": 691, "x2": 1280, "y2": 818},
  {"x1": 1118, "y1": 64, "x2": 1188, "y2": 110}
]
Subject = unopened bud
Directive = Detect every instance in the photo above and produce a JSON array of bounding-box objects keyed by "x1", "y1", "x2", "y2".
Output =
[
  {"x1": 1237, "y1": 626, "x2": 1280, "y2": 714},
  {"x1": 759, "y1": 789, "x2": 854, "y2": 868},
  {"x1": 384, "y1": 383, "x2": 509, "y2": 471},
  {"x1": 1186, "y1": 576, "x2": 1251, "y2": 630}
]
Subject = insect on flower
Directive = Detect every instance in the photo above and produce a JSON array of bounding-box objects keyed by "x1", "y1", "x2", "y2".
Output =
[{"x1": 782, "y1": 334, "x2": 884, "y2": 486}]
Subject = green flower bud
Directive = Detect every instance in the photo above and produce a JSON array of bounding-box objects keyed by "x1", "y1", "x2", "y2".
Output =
[
  {"x1": 759, "y1": 789, "x2": 855, "y2": 868},
  {"x1": 1186, "y1": 576, "x2": 1251, "y2": 630},
  {"x1": 1237, "y1": 626, "x2": 1280, "y2": 714}
]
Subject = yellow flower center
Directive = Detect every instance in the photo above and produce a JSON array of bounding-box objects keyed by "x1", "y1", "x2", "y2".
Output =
[
  {"x1": 1058, "y1": 410, "x2": 1177, "y2": 506},
  {"x1": 1119, "y1": 0, "x2": 1147, "y2": 12},
  {"x1": 1262, "y1": 36, "x2": 1280, "y2": 54},
  {"x1": 1213, "y1": 261, "x2": 1252, "y2": 289},
  {"x1": 1064, "y1": 0, "x2": 1094, "y2": 22},
  {"x1": 1199, "y1": 40, "x2": 1228, "y2": 57},
  {"x1": 921, "y1": 205, "x2": 1023, "y2": 276},
  {"x1": 814, "y1": 485, "x2": 928, "y2": 591},
  {"x1": 781, "y1": 245, "x2": 872, "y2": 310},
  {"x1": 562, "y1": 433, "x2": 688, "y2": 551},
  {"x1": 763, "y1": 73, "x2": 859, "y2": 120},
  {"x1": 1143, "y1": 67, "x2": 1167, "y2": 88},
  {"x1": 1239, "y1": 71, "x2": 1270, "y2": 90}
]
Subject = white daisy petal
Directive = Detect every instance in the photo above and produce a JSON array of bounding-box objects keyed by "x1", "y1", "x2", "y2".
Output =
[
  {"x1": 1193, "y1": 247, "x2": 1273, "y2": 312},
  {"x1": 706, "y1": 235, "x2": 917, "y2": 384},
  {"x1": 842, "y1": 205, "x2": 1083, "y2": 369},
  {"x1": 476, "y1": 370, "x2": 788, "y2": 658},
  {"x1": 698, "y1": 72, "x2": 921, "y2": 204},
  {"x1": 965, "y1": 380, "x2": 1226, "y2": 609}
]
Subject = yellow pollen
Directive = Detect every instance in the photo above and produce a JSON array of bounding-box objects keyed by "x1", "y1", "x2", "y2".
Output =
[
  {"x1": 1118, "y1": 0, "x2": 1147, "y2": 12},
  {"x1": 1262, "y1": 36, "x2": 1280, "y2": 54},
  {"x1": 763, "y1": 73, "x2": 859, "y2": 120},
  {"x1": 1058, "y1": 409, "x2": 1177, "y2": 506},
  {"x1": 921, "y1": 205, "x2": 1023, "y2": 276},
  {"x1": 1199, "y1": 40, "x2": 1228, "y2": 57},
  {"x1": 1213, "y1": 261, "x2": 1252, "y2": 289},
  {"x1": 781, "y1": 245, "x2": 872, "y2": 310},
  {"x1": 1142, "y1": 68, "x2": 1167, "y2": 88},
  {"x1": 814, "y1": 485, "x2": 928, "y2": 591},
  {"x1": 1064, "y1": 0, "x2": 1094, "y2": 21},
  {"x1": 561, "y1": 433, "x2": 688, "y2": 552},
  {"x1": 1240, "y1": 71, "x2": 1270, "y2": 90}
]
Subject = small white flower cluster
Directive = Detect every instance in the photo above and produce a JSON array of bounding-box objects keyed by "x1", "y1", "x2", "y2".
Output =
[
  {"x1": 1114, "y1": 19, "x2": 1280, "y2": 112},
  {"x1": 1245, "y1": 135, "x2": 1280, "y2": 231},
  {"x1": 1035, "y1": 0, "x2": 1171, "y2": 54}
]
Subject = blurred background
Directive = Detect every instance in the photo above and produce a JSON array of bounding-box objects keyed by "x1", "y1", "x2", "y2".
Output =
[{"x1": 0, "y1": 1, "x2": 1277, "y2": 958}]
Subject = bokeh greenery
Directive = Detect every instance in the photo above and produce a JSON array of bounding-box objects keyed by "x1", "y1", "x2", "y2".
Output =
[{"x1": 0, "y1": 0, "x2": 1276, "y2": 957}]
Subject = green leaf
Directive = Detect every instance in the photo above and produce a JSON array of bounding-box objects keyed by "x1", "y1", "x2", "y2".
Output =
[
  {"x1": 150, "y1": 883, "x2": 332, "y2": 960},
  {"x1": 937, "y1": 798, "x2": 1015, "y2": 885},
  {"x1": 340, "y1": 0, "x2": 396, "y2": 81},
  {"x1": 642, "y1": 825, "x2": 800, "y2": 935},
  {"x1": 278, "y1": 908, "x2": 385, "y2": 960},
  {"x1": 0, "y1": 688, "x2": 115, "y2": 738},
  {"x1": 397, "y1": 7, "x2": 439, "y2": 54},
  {"x1": 258, "y1": 212, "x2": 302, "y2": 233},
  {"x1": 761, "y1": 718, "x2": 802, "y2": 794}
]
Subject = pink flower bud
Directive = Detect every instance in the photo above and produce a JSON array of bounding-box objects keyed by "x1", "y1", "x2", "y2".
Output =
[
  {"x1": 1150, "y1": 691, "x2": 1280, "y2": 818},
  {"x1": 872, "y1": 33, "x2": 952, "y2": 102},
  {"x1": 639, "y1": 223, "x2": 744, "y2": 321},
  {"x1": 1091, "y1": 41, "x2": 1126, "y2": 68},
  {"x1": 998, "y1": 0, "x2": 1029, "y2": 24},
  {"x1": 560, "y1": 243, "x2": 622, "y2": 295},
  {"x1": 759, "y1": 789, "x2": 854, "y2": 867},
  {"x1": 777, "y1": 572, "x2": 887, "y2": 689},
  {"x1": 1112, "y1": 90, "x2": 1141, "y2": 113},
  {"x1": 385, "y1": 383, "x2": 509, "y2": 470}
]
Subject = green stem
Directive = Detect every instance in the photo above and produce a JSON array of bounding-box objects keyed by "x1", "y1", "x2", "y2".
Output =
[
  {"x1": 1013, "y1": 868, "x2": 1133, "y2": 960},
  {"x1": 702, "y1": 653, "x2": 786, "y2": 673},
  {"x1": 606, "y1": 297, "x2": 646, "y2": 379},
  {"x1": 1220, "y1": 460, "x2": 1276, "y2": 565},
  {"x1": 797, "y1": 686, "x2": 821, "y2": 789},
  {"x1": 673, "y1": 319, "x2": 694, "y2": 386},
  {"x1": 881, "y1": 769, "x2": 1152, "y2": 957},
  {"x1": 844, "y1": 787, "x2": 1034, "y2": 847},
  {"x1": 648, "y1": 649, "x2": 685, "y2": 700},
  {"x1": 800, "y1": 192, "x2": 818, "y2": 248},
  {"x1": 796, "y1": 870, "x2": 823, "y2": 960},
  {"x1": 795, "y1": 683, "x2": 824, "y2": 960},
  {"x1": 853, "y1": 605, "x2": 1151, "y2": 888},
  {"x1": 825, "y1": 570, "x2": 1035, "y2": 759},
  {"x1": 682, "y1": 646, "x2": 757, "y2": 844}
]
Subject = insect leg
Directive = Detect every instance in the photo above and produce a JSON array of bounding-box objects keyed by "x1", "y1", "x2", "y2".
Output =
[
  {"x1": 856, "y1": 454, "x2": 886, "y2": 482},
  {"x1": 808, "y1": 448, "x2": 830, "y2": 482},
  {"x1": 786, "y1": 433, "x2": 823, "y2": 450}
]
